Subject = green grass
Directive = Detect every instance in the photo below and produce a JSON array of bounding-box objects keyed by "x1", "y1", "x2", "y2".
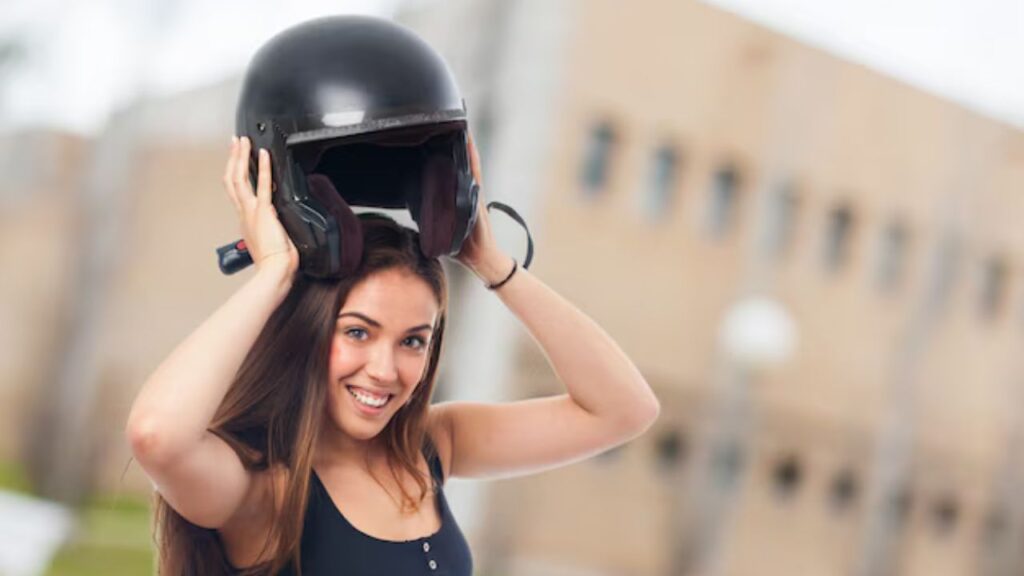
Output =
[
  {"x1": 0, "y1": 459, "x2": 156, "y2": 575},
  {"x1": 0, "y1": 459, "x2": 31, "y2": 493},
  {"x1": 45, "y1": 545, "x2": 154, "y2": 576},
  {"x1": 46, "y1": 495, "x2": 156, "y2": 576}
]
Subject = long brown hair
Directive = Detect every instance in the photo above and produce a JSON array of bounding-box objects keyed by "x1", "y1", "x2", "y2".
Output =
[{"x1": 152, "y1": 213, "x2": 449, "y2": 575}]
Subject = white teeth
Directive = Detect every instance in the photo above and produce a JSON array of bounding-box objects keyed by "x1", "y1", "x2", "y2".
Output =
[{"x1": 348, "y1": 387, "x2": 389, "y2": 408}]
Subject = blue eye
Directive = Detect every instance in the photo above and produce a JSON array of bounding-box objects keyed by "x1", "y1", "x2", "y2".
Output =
[
  {"x1": 403, "y1": 336, "x2": 427, "y2": 350},
  {"x1": 344, "y1": 327, "x2": 368, "y2": 340},
  {"x1": 342, "y1": 327, "x2": 425, "y2": 351}
]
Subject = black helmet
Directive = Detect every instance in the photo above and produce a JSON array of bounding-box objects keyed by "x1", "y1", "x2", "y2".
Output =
[{"x1": 216, "y1": 15, "x2": 482, "y2": 278}]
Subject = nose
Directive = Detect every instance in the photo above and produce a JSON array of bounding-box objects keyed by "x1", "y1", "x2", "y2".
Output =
[{"x1": 365, "y1": 343, "x2": 398, "y2": 384}]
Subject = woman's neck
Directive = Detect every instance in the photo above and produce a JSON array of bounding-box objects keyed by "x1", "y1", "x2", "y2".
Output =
[{"x1": 314, "y1": 423, "x2": 386, "y2": 472}]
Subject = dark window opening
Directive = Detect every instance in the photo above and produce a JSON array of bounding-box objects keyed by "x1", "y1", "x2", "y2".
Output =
[
  {"x1": 771, "y1": 454, "x2": 803, "y2": 500},
  {"x1": 654, "y1": 429, "x2": 687, "y2": 472},
  {"x1": 980, "y1": 257, "x2": 1009, "y2": 319},
  {"x1": 706, "y1": 165, "x2": 741, "y2": 238},
  {"x1": 823, "y1": 204, "x2": 855, "y2": 272},
  {"x1": 930, "y1": 495, "x2": 960, "y2": 537},
  {"x1": 828, "y1": 468, "x2": 859, "y2": 513},
  {"x1": 581, "y1": 122, "x2": 616, "y2": 197},
  {"x1": 642, "y1": 144, "x2": 680, "y2": 220}
]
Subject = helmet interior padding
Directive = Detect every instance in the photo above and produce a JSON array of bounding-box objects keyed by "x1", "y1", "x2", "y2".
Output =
[
  {"x1": 294, "y1": 126, "x2": 468, "y2": 259},
  {"x1": 305, "y1": 173, "x2": 364, "y2": 274},
  {"x1": 418, "y1": 154, "x2": 458, "y2": 258}
]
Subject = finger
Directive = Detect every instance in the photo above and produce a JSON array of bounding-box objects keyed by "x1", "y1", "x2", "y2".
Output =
[
  {"x1": 223, "y1": 136, "x2": 237, "y2": 183},
  {"x1": 467, "y1": 131, "x2": 484, "y2": 187},
  {"x1": 234, "y1": 136, "x2": 255, "y2": 202},
  {"x1": 256, "y1": 148, "x2": 272, "y2": 206},
  {"x1": 223, "y1": 136, "x2": 242, "y2": 211}
]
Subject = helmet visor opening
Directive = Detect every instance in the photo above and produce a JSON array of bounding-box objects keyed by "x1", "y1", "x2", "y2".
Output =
[{"x1": 292, "y1": 125, "x2": 466, "y2": 210}]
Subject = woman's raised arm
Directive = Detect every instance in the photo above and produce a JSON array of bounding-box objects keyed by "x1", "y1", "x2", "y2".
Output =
[
  {"x1": 125, "y1": 136, "x2": 296, "y2": 528},
  {"x1": 432, "y1": 134, "x2": 660, "y2": 481}
]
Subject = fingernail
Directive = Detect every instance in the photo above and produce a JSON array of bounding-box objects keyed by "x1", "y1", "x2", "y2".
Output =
[{"x1": 231, "y1": 136, "x2": 237, "y2": 145}]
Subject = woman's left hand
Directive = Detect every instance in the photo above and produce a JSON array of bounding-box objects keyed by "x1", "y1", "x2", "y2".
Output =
[{"x1": 455, "y1": 131, "x2": 515, "y2": 285}]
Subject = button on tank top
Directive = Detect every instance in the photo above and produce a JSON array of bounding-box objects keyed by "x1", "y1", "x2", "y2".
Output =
[{"x1": 277, "y1": 437, "x2": 473, "y2": 576}]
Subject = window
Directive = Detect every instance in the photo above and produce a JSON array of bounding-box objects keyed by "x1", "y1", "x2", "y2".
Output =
[
  {"x1": 770, "y1": 453, "x2": 802, "y2": 501},
  {"x1": 875, "y1": 220, "x2": 909, "y2": 291},
  {"x1": 823, "y1": 204, "x2": 855, "y2": 272},
  {"x1": 580, "y1": 121, "x2": 617, "y2": 197},
  {"x1": 828, "y1": 468, "x2": 859, "y2": 513},
  {"x1": 706, "y1": 165, "x2": 741, "y2": 237},
  {"x1": 640, "y1": 144, "x2": 679, "y2": 220},
  {"x1": 930, "y1": 494, "x2": 959, "y2": 537},
  {"x1": 979, "y1": 256, "x2": 1009, "y2": 319},
  {"x1": 654, "y1": 429, "x2": 687, "y2": 472},
  {"x1": 761, "y1": 181, "x2": 799, "y2": 257}
]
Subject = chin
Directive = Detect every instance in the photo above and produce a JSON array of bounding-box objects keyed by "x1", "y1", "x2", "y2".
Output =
[
  {"x1": 330, "y1": 408, "x2": 383, "y2": 434},
  {"x1": 332, "y1": 412, "x2": 394, "y2": 442},
  {"x1": 346, "y1": 426, "x2": 383, "y2": 442}
]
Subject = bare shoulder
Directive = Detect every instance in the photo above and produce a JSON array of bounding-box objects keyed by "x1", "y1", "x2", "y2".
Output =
[
  {"x1": 217, "y1": 463, "x2": 290, "y2": 569},
  {"x1": 421, "y1": 395, "x2": 650, "y2": 481},
  {"x1": 426, "y1": 403, "x2": 455, "y2": 482}
]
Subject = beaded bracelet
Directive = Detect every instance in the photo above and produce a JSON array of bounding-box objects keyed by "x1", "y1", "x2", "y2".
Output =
[{"x1": 486, "y1": 259, "x2": 518, "y2": 290}]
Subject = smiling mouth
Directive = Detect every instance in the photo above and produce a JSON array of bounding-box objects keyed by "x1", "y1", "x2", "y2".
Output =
[{"x1": 345, "y1": 385, "x2": 394, "y2": 408}]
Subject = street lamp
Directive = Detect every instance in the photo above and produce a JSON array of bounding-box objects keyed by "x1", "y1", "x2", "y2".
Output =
[
  {"x1": 678, "y1": 294, "x2": 798, "y2": 576},
  {"x1": 719, "y1": 295, "x2": 798, "y2": 369}
]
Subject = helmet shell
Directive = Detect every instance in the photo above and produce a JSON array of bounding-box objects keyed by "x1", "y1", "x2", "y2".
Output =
[
  {"x1": 232, "y1": 16, "x2": 478, "y2": 278},
  {"x1": 236, "y1": 15, "x2": 468, "y2": 143}
]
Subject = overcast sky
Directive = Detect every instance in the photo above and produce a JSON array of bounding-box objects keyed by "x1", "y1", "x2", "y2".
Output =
[
  {"x1": 704, "y1": 0, "x2": 1024, "y2": 128},
  {"x1": 1, "y1": 0, "x2": 1021, "y2": 134},
  {"x1": 0, "y1": 0, "x2": 401, "y2": 134}
]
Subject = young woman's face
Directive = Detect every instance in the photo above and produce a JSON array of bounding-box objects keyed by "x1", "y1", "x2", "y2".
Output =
[{"x1": 326, "y1": 267, "x2": 440, "y2": 441}]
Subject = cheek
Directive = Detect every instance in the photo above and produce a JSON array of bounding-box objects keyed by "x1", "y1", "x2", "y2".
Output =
[
  {"x1": 329, "y1": 338, "x2": 358, "y2": 375},
  {"x1": 399, "y1": 356, "x2": 429, "y2": 386}
]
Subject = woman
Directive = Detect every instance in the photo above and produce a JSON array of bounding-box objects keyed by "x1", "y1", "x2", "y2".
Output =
[{"x1": 126, "y1": 134, "x2": 661, "y2": 575}]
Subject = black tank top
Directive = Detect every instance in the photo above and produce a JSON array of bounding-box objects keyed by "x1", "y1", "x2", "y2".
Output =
[{"x1": 276, "y1": 437, "x2": 473, "y2": 576}]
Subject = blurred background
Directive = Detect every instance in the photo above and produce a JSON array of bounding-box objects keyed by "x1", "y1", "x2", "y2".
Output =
[{"x1": 1, "y1": 0, "x2": 1023, "y2": 575}]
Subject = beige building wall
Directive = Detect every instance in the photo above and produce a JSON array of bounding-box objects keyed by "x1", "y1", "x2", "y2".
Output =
[
  {"x1": 93, "y1": 140, "x2": 250, "y2": 493},
  {"x1": 476, "y1": 1, "x2": 1024, "y2": 575},
  {"x1": 0, "y1": 131, "x2": 88, "y2": 462}
]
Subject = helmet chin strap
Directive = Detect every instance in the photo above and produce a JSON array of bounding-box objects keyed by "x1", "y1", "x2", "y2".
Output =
[{"x1": 485, "y1": 201, "x2": 534, "y2": 270}]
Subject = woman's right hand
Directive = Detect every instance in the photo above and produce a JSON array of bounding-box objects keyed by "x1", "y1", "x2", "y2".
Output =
[{"x1": 223, "y1": 136, "x2": 299, "y2": 278}]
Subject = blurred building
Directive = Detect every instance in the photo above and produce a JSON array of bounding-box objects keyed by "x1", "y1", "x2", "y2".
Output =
[
  {"x1": 0, "y1": 129, "x2": 90, "y2": 461},
  {"x1": 3, "y1": 1, "x2": 1024, "y2": 575},
  {"x1": 398, "y1": 1, "x2": 1024, "y2": 576}
]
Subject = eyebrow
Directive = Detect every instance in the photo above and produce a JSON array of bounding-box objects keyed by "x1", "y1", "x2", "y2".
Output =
[{"x1": 337, "y1": 311, "x2": 434, "y2": 333}]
